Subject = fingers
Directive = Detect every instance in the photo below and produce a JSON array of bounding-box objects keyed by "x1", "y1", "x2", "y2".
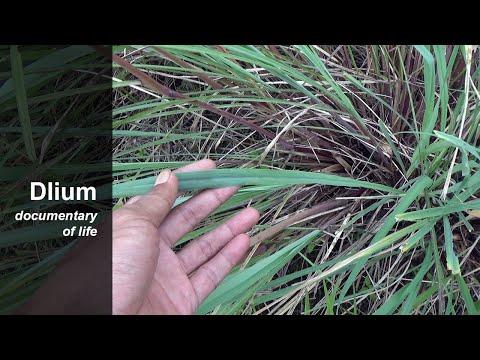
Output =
[
  {"x1": 122, "y1": 169, "x2": 178, "y2": 228},
  {"x1": 178, "y1": 207, "x2": 260, "y2": 274},
  {"x1": 174, "y1": 159, "x2": 216, "y2": 173},
  {"x1": 190, "y1": 234, "x2": 250, "y2": 305},
  {"x1": 158, "y1": 186, "x2": 240, "y2": 247},
  {"x1": 126, "y1": 159, "x2": 216, "y2": 204},
  {"x1": 125, "y1": 195, "x2": 140, "y2": 205}
]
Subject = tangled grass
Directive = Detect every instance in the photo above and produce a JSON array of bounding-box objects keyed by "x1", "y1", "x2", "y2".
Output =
[
  {"x1": 2, "y1": 45, "x2": 478, "y2": 315},
  {"x1": 111, "y1": 45, "x2": 480, "y2": 315}
]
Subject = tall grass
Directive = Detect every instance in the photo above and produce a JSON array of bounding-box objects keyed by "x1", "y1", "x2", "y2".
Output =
[
  {"x1": 1, "y1": 45, "x2": 478, "y2": 315},
  {"x1": 111, "y1": 45, "x2": 479, "y2": 315}
]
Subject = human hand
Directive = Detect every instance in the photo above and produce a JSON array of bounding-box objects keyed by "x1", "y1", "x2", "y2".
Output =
[{"x1": 112, "y1": 160, "x2": 260, "y2": 315}]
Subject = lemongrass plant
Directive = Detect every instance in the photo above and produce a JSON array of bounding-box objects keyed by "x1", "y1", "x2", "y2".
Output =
[
  {"x1": 1, "y1": 45, "x2": 479, "y2": 315},
  {"x1": 108, "y1": 45, "x2": 479, "y2": 315}
]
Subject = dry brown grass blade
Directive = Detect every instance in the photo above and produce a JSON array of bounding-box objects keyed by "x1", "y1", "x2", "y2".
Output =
[
  {"x1": 93, "y1": 46, "x2": 293, "y2": 150},
  {"x1": 467, "y1": 210, "x2": 480, "y2": 218},
  {"x1": 250, "y1": 196, "x2": 353, "y2": 247}
]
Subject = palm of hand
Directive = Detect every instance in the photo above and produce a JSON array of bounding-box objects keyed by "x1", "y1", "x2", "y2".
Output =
[{"x1": 112, "y1": 160, "x2": 259, "y2": 315}]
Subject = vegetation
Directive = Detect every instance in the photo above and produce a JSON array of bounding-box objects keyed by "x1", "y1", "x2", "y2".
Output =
[
  {"x1": 111, "y1": 45, "x2": 480, "y2": 314},
  {"x1": 1, "y1": 45, "x2": 479, "y2": 314},
  {"x1": 0, "y1": 45, "x2": 111, "y2": 313}
]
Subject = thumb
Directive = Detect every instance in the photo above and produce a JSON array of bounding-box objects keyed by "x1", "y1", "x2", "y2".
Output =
[{"x1": 125, "y1": 169, "x2": 179, "y2": 228}]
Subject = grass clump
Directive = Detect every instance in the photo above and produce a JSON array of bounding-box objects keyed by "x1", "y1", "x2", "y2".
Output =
[
  {"x1": 111, "y1": 45, "x2": 479, "y2": 315},
  {"x1": 2, "y1": 45, "x2": 478, "y2": 315}
]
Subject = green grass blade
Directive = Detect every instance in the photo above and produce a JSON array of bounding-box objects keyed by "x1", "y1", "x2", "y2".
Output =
[
  {"x1": 407, "y1": 46, "x2": 436, "y2": 176},
  {"x1": 0, "y1": 45, "x2": 94, "y2": 105},
  {"x1": 373, "y1": 286, "x2": 410, "y2": 315},
  {"x1": 456, "y1": 274, "x2": 478, "y2": 315},
  {"x1": 110, "y1": 169, "x2": 401, "y2": 200},
  {"x1": 196, "y1": 230, "x2": 319, "y2": 314},
  {"x1": 432, "y1": 45, "x2": 448, "y2": 131},
  {"x1": 396, "y1": 200, "x2": 480, "y2": 221},
  {"x1": 443, "y1": 216, "x2": 461, "y2": 275},
  {"x1": 433, "y1": 130, "x2": 480, "y2": 161},
  {"x1": 400, "y1": 221, "x2": 437, "y2": 252},
  {"x1": 9, "y1": 46, "x2": 36, "y2": 161},
  {"x1": 398, "y1": 244, "x2": 434, "y2": 314}
]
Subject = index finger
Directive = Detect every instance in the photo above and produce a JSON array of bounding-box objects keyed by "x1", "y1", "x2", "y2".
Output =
[
  {"x1": 174, "y1": 159, "x2": 217, "y2": 173},
  {"x1": 125, "y1": 159, "x2": 217, "y2": 205},
  {"x1": 122, "y1": 170, "x2": 178, "y2": 228}
]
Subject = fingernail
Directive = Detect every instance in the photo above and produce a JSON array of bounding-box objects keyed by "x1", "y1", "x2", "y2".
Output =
[{"x1": 155, "y1": 169, "x2": 171, "y2": 185}]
